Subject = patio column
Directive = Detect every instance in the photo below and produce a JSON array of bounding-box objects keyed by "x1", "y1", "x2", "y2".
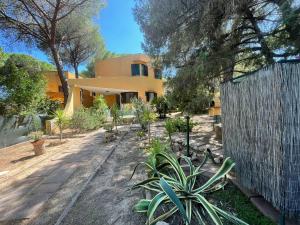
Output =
[{"x1": 64, "y1": 85, "x2": 81, "y2": 116}]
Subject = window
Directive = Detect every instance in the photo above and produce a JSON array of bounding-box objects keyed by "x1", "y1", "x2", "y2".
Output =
[
  {"x1": 131, "y1": 64, "x2": 140, "y2": 76},
  {"x1": 142, "y1": 64, "x2": 148, "y2": 76},
  {"x1": 146, "y1": 92, "x2": 157, "y2": 102},
  {"x1": 58, "y1": 85, "x2": 63, "y2": 92},
  {"x1": 154, "y1": 69, "x2": 162, "y2": 79},
  {"x1": 121, "y1": 92, "x2": 138, "y2": 104}
]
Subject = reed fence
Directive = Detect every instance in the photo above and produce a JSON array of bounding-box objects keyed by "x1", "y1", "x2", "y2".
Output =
[{"x1": 221, "y1": 63, "x2": 300, "y2": 218}]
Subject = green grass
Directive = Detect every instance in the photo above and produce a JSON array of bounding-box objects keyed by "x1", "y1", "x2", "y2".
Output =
[{"x1": 210, "y1": 182, "x2": 276, "y2": 225}]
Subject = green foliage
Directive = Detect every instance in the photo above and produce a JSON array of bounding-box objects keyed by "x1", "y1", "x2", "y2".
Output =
[
  {"x1": 164, "y1": 118, "x2": 177, "y2": 145},
  {"x1": 54, "y1": 109, "x2": 69, "y2": 142},
  {"x1": 71, "y1": 107, "x2": 105, "y2": 132},
  {"x1": 165, "y1": 117, "x2": 194, "y2": 133},
  {"x1": 37, "y1": 98, "x2": 62, "y2": 116},
  {"x1": 136, "y1": 130, "x2": 146, "y2": 139},
  {"x1": 0, "y1": 47, "x2": 9, "y2": 67},
  {"x1": 211, "y1": 183, "x2": 275, "y2": 225},
  {"x1": 110, "y1": 104, "x2": 121, "y2": 131},
  {"x1": 28, "y1": 131, "x2": 44, "y2": 141},
  {"x1": 93, "y1": 95, "x2": 109, "y2": 114},
  {"x1": 152, "y1": 96, "x2": 169, "y2": 118},
  {"x1": 131, "y1": 98, "x2": 149, "y2": 130},
  {"x1": 134, "y1": 0, "x2": 300, "y2": 81},
  {"x1": 165, "y1": 67, "x2": 213, "y2": 114},
  {"x1": 0, "y1": 54, "x2": 50, "y2": 116},
  {"x1": 133, "y1": 152, "x2": 248, "y2": 225}
]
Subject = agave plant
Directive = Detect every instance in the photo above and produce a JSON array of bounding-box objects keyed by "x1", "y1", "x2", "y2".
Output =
[{"x1": 132, "y1": 153, "x2": 249, "y2": 225}]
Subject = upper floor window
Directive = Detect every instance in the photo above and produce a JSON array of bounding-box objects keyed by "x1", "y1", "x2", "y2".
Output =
[
  {"x1": 131, "y1": 64, "x2": 140, "y2": 76},
  {"x1": 142, "y1": 64, "x2": 148, "y2": 76},
  {"x1": 154, "y1": 69, "x2": 162, "y2": 79}
]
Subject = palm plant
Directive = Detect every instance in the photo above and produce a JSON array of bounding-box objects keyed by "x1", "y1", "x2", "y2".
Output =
[
  {"x1": 133, "y1": 153, "x2": 248, "y2": 225},
  {"x1": 54, "y1": 109, "x2": 69, "y2": 142}
]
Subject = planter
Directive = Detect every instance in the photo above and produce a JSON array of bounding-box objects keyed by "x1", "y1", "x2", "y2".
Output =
[{"x1": 31, "y1": 139, "x2": 45, "y2": 156}]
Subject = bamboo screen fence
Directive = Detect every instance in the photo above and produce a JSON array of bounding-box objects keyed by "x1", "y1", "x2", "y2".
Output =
[{"x1": 221, "y1": 63, "x2": 300, "y2": 218}]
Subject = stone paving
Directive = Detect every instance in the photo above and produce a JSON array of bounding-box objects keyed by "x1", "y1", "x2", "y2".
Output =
[{"x1": 0, "y1": 128, "x2": 121, "y2": 224}]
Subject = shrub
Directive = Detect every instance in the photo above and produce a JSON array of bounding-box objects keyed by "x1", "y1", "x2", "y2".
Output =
[
  {"x1": 152, "y1": 96, "x2": 169, "y2": 118},
  {"x1": 164, "y1": 118, "x2": 177, "y2": 147},
  {"x1": 110, "y1": 104, "x2": 121, "y2": 132},
  {"x1": 136, "y1": 130, "x2": 146, "y2": 139},
  {"x1": 132, "y1": 153, "x2": 248, "y2": 225},
  {"x1": 71, "y1": 107, "x2": 105, "y2": 132},
  {"x1": 28, "y1": 131, "x2": 44, "y2": 141},
  {"x1": 165, "y1": 117, "x2": 194, "y2": 134},
  {"x1": 131, "y1": 98, "x2": 148, "y2": 129},
  {"x1": 54, "y1": 109, "x2": 69, "y2": 142},
  {"x1": 93, "y1": 95, "x2": 108, "y2": 115},
  {"x1": 37, "y1": 98, "x2": 61, "y2": 116}
]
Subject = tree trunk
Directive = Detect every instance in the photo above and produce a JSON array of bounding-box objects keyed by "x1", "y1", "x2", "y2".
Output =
[
  {"x1": 50, "y1": 46, "x2": 69, "y2": 105},
  {"x1": 74, "y1": 63, "x2": 79, "y2": 79},
  {"x1": 245, "y1": 8, "x2": 275, "y2": 64}
]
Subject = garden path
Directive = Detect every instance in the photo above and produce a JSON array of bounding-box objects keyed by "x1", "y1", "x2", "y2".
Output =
[{"x1": 0, "y1": 128, "x2": 124, "y2": 225}]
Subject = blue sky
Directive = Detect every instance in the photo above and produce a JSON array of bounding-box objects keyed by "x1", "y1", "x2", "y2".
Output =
[{"x1": 0, "y1": 0, "x2": 144, "y2": 71}]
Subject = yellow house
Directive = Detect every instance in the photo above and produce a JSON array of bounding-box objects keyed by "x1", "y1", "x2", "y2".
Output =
[
  {"x1": 45, "y1": 54, "x2": 164, "y2": 115},
  {"x1": 45, "y1": 71, "x2": 76, "y2": 103}
]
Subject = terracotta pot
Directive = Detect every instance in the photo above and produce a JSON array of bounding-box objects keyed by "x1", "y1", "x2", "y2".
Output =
[{"x1": 31, "y1": 139, "x2": 46, "y2": 156}]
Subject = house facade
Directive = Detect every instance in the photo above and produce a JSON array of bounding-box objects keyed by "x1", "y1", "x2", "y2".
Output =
[{"x1": 45, "y1": 54, "x2": 164, "y2": 115}]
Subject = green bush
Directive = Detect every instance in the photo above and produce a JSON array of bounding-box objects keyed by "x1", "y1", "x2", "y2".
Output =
[
  {"x1": 166, "y1": 117, "x2": 194, "y2": 133},
  {"x1": 71, "y1": 107, "x2": 105, "y2": 132},
  {"x1": 37, "y1": 97, "x2": 62, "y2": 116},
  {"x1": 152, "y1": 96, "x2": 169, "y2": 118},
  {"x1": 110, "y1": 104, "x2": 121, "y2": 131}
]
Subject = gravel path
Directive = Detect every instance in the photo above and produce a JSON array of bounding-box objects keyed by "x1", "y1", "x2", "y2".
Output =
[{"x1": 59, "y1": 129, "x2": 146, "y2": 225}]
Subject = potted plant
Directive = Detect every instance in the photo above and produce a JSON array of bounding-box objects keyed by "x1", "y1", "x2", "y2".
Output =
[{"x1": 29, "y1": 131, "x2": 45, "y2": 156}]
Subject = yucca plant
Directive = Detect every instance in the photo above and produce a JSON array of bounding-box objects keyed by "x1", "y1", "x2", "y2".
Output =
[{"x1": 132, "y1": 153, "x2": 249, "y2": 225}]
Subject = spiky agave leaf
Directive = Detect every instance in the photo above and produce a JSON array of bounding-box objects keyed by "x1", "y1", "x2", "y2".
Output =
[
  {"x1": 211, "y1": 205, "x2": 249, "y2": 225},
  {"x1": 194, "y1": 157, "x2": 235, "y2": 193},
  {"x1": 194, "y1": 194, "x2": 223, "y2": 225},
  {"x1": 147, "y1": 192, "x2": 168, "y2": 221},
  {"x1": 133, "y1": 199, "x2": 151, "y2": 213},
  {"x1": 159, "y1": 178, "x2": 189, "y2": 224}
]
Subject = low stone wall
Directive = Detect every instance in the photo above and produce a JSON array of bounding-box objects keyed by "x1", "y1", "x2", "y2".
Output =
[{"x1": 0, "y1": 115, "x2": 41, "y2": 148}]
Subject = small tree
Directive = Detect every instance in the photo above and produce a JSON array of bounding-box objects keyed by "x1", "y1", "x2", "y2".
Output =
[
  {"x1": 141, "y1": 107, "x2": 156, "y2": 144},
  {"x1": 152, "y1": 96, "x2": 169, "y2": 119},
  {"x1": 59, "y1": 18, "x2": 105, "y2": 78},
  {"x1": 164, "y1": 118, "x2": 176, "y2": 149},
  {"x1": 54, "y1": 109, "x2": 69, "y2": 142},
  {"x1": 110, "y1": 104, "x2": 121, "y2": 132},
  {"x1": 131, "y1": 98, "x2": 148, "y2": 129}
]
